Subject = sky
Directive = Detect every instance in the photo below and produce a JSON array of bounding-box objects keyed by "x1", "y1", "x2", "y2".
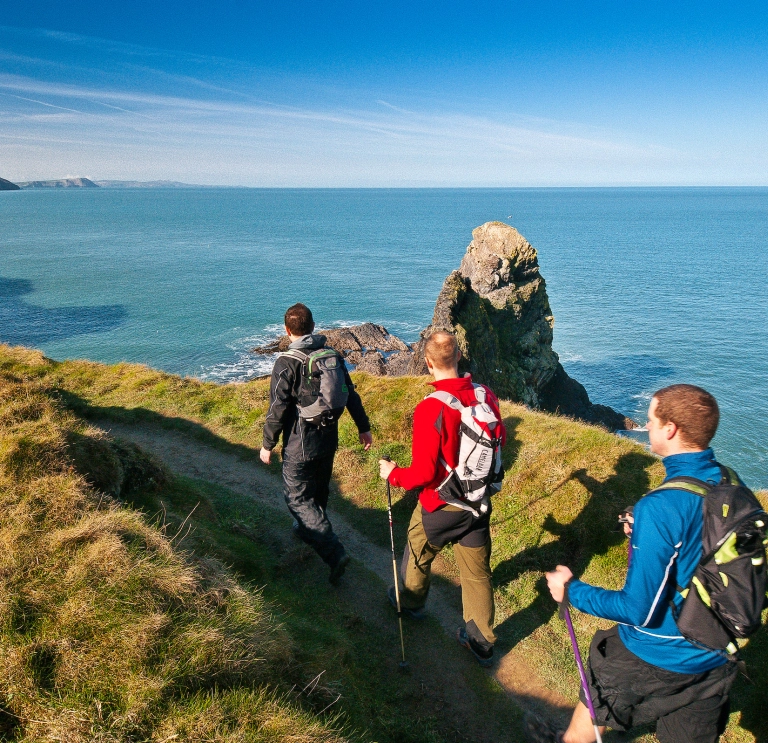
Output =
[{"x1": 1, "y1": 1, "x2": 767, "y2": 186}]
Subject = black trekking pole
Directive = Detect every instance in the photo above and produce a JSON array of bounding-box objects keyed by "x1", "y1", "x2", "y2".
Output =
[
  {"x1": 382, "y1": 455, "x2": 408, "y2": 671},
  {"x1": 560, "y1": 597, "x2": 602, "y2": 743}
]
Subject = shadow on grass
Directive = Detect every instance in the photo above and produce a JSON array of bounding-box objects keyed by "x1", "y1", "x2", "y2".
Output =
[
  {"x1": 493, "y1": 452, "x2": 654, "y2": 651},
  {"x1": 729, "y1": 627, "x2": 768, "y2": 743}
]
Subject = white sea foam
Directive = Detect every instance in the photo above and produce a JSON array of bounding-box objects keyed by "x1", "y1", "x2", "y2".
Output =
[{"x1": 558, "y1": 352, "x2": 584, "y2": 363}]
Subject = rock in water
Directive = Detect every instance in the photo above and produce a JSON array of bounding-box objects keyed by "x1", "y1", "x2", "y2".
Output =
[
  {"x1": 414, "y1": 222, "x2": 558, "y2": 405},
  {"x1": 414, "y1": 221, "x2": 633, "y2": 430},
  {"x1": 251, "y1": 323, "x2": 412, "y2": 377},
  {"x1": 0, "y1": 177, "x2": 20, "y2": 191}
]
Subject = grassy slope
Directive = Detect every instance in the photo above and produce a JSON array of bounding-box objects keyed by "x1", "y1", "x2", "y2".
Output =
[
  {"x1": 0, "y1": 348, "x2": 354, "y2": 743},
  {"x1": 1, "y1": 345, "x2": 766, "y2": 742}
]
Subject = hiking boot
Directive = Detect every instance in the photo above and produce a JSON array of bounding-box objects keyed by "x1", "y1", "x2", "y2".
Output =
[
  {"x1": 387, "y1": 586, "x2": 426, "y2": 620},
  {"x1": 522, "y1": 712, "x2": 564, "y2": 743},
  {"x1": 456, "y1": 627, "x2": 494, "y2": 667},
  {"x1": 328, "y1": 553, "x2": 350, "y2": 585}
]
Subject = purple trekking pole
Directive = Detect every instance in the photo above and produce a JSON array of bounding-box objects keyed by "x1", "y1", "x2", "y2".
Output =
[{"x1": 560, "y1": 598, "x2": 603, "y2": 743}]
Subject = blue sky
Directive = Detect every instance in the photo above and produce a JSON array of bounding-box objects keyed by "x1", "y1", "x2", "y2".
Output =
[{"x1": 1, "y1": 1, "x2": 767, "y2": 186}]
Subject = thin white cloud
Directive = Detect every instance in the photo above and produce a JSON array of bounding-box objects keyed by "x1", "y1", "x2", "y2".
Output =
[
  {"x1": 1, "y1": 91, "x2": 84, "y2": 114},
  {"x1": 1, "y1": 25, "x2": 764, "y2": 185}
]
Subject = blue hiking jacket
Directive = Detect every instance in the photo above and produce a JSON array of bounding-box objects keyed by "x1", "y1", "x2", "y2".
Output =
[{"x1": 568, "y1": 448, "x2": 730, "y2": 674}]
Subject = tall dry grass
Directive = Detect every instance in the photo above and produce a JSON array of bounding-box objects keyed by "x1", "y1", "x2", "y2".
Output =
[{"x1": 0, "y1": 351, "x2": 349, "y2": 743}]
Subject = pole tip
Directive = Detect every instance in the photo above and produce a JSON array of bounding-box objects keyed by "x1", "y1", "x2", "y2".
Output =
[{"x1": 398, "y1": 661, "x2": 410, "y2": 672}]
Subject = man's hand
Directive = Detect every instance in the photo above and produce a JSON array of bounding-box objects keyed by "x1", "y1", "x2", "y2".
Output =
[
  {"x1": 378, "y1": 458, "x2": 396, "y2": 480},
  {"x1": 359, "y1": 431, "x2": 373, "y2": 451},
  {"x1": 259, "y1": 447, "x2": 272, "y2": 465},
  {"x1": 545, "y1": 565, "x2": 574, "y2": 604}
]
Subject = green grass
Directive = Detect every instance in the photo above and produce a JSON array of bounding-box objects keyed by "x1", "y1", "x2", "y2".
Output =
[
  {"x1": 1, "y1": 344, "x2": 766, "y2": 743},
  {"x1": 0, "y1": 349, "x2": 360, "y2": 743}
]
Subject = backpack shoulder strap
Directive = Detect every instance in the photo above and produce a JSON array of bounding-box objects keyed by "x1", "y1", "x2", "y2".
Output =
[
  {"x1": 281, "y1": 348, "x2": 308, "y2": 362},
  {"x1": 716, "y1": 463, "x2": 741, "y2": 486},
  {"x1": 427, "y1": 390, "x2": 465, "y2": 411},
  {"x1": 472, "y1": 384, "x2": 487, "y2": 404},
  {"x1": 650, "y1": 476, "x2": 711, "y2": 497}
]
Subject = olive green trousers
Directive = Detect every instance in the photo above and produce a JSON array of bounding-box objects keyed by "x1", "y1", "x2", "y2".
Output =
[{"x1": 400, "y1": 503, "x2": 497, "y2": 649}]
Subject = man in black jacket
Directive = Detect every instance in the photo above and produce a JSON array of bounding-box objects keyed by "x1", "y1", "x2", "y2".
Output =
[{"x1": 260, "y1": 303, "x2": 372, "y2": 583}]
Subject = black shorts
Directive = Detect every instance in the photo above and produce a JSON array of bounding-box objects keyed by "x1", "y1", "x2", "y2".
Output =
[
  {"x1": 422, "y1": 503, "x2": 491, "y2": 549},
  {"x1": 582, "y1": 627, "x2": 737, "y2": 743}
]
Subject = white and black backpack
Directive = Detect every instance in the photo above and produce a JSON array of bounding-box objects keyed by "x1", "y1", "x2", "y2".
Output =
[
  {"x1": 282, "y1": 348, "x2": 349, "y2": 426},
  {"x1": 428, "y1": 384, "x2": 504, "y2": 517}
]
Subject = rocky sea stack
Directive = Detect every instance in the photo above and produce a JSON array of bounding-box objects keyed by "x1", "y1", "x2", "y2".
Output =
[
  {"x1": 413, "y1": 222, "x2": 635, "y2": 430},
  {"x1": 253, "y1": 221, "x2": 634, "y2": 430},
  {"x1": 411, "y1": 222, "x2": 558, "y2": 404}
]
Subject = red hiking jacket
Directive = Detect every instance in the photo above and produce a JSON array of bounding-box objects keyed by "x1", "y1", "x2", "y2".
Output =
[{"x1": 388, "y1": 375, "x2": 506, "y2": 512}]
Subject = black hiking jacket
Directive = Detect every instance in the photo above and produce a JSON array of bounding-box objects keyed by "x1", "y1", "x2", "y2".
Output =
[{"x1": 261, "y1": 334, "x2": 370, "y2": 462}]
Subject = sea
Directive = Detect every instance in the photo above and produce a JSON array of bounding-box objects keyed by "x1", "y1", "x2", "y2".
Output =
[{"x1": 1, "y1": 187, "x2": 766, "y2": 486}]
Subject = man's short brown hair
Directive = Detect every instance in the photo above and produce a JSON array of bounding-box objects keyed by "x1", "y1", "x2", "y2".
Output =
[
  {"x1": 284, "y1": 303, "x2": 314, "y2": 336},
  {"x1": 424, "y1": 331, "x2": 459, "y2": 370},
  {"x1": 653, "y1": 384, "x2": 720, "y2": 449}
]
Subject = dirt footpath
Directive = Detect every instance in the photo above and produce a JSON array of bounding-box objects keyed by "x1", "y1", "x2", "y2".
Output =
[{"x1": 96, "y1": 419, "x2": 572, "y2": 727}]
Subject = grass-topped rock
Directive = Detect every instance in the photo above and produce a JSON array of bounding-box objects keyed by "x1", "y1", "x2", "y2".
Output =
[{"x1": 411, "y1": 222, "x2": 634, "y2": 430}]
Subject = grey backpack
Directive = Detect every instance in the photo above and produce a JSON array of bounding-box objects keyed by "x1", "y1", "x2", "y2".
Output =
[{"x1": 283, "y1": 348, "x2": 349, "y2": 426}]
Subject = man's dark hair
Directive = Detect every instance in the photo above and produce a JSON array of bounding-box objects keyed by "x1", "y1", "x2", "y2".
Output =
[
  {"x1": 653, "y1": 384, "x2": 720, "y2": 449},
  {"x1": 284, "y1": 303, "x2": 314, "y2": 336}
]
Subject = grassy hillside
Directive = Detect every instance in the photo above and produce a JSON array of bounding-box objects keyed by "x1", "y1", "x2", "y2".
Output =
[{"x1": 1, "y1": 344, "x2": 765, "y2": 743}]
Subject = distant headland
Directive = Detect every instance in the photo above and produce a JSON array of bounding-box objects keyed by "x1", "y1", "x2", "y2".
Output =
[{"x1": 0, "y1": 176, "x2": 208, "y2": 189}]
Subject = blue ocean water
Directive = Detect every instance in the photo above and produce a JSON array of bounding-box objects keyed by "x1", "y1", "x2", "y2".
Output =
[{"x1": 1, "y1": 188, "x2": 766, "y2": 485}]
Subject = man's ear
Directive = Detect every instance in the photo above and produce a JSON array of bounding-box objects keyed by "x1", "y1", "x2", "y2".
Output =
[{"x1": 665, "y1": 420, "x2": 678, "y2": 441}]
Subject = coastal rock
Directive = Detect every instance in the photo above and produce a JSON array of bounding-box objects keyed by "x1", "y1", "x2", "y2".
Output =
[
  {"x1": 0, "y1": 177, "x2": 20, "y2": 191},
  {"x1": 251, "y1": 323, "x2": 413, "y2": 375},
  {"x1": 326, "y1": 323, "x2": 410, "y2": 353},
  {"x1": 415, "y1": 222, "x2": 559, "y2": 406},
  {"x1": 351, "y1": 351, "x2": 387, "y2": 375},
  {"x1": 385, "y1": 351, "x2": 416, "y2": 376},
  {"x1": 251, "y1": 336, "x2": 291, "y2": 355},
  {"x1": 414, "y1": 221, "x2": 633, "y2": 430}
]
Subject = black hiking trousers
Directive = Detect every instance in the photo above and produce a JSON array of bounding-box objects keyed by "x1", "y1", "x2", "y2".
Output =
[{"x1": 282, "y1": 453, "x2": 345, "y2": 567}]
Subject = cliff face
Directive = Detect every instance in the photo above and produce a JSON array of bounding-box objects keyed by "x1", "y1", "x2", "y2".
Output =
[
  {"x1": 412, "y1": 222, "x2": 558, "y2": 405},
  {"x1": 0, "y1": 177, "x2": 20, "y2": 191},
  {"x1": 412, "y1": 221, "x2": 634, "y2": 430}
]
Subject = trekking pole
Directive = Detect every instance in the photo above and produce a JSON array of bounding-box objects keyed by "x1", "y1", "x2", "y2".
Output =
[
  {"x1": 560, "y1": 599, "x2": 603, "y2": 743},
  {"x1": 382, "y1": 455, "x2": 408, "y2": 671}
]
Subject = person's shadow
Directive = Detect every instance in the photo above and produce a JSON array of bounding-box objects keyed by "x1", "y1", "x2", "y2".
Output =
[{"x1": 493, "y1": 451, "x2": 655, "y2": 649}]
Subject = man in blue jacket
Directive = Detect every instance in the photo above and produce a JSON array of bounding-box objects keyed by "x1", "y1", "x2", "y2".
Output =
[{"x1": 536, "y1": 384, "x2": 739, "y2": 743}]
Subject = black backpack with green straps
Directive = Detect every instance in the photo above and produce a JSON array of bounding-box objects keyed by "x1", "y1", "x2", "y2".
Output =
[
  {"x1": 281, "y1": 347, "x2": 349, "y2": 426},
  {"x1": 654, "y1": 465, "x2": 768, "y2": 656}
]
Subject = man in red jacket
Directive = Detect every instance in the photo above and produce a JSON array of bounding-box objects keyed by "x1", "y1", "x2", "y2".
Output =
[{"x1": 379, "y1": 331, "x2": 506, "y2": 666}]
